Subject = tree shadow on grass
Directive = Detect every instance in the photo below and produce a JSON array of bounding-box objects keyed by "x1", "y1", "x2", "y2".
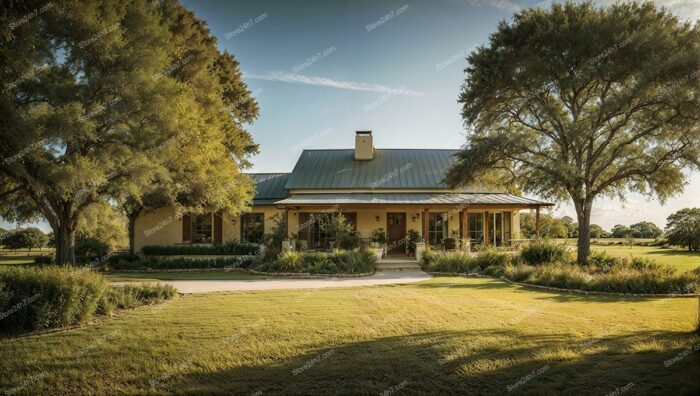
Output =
[{"x1": 164, "y1": 328, "x2": 700, "y2": 395}]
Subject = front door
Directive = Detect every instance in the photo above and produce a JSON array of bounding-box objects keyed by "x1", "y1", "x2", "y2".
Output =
[{"x1": 386, "y1": 213, "x2": 406, "y2": 253}]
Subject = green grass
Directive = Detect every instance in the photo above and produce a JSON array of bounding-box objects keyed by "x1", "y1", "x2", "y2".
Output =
[
  {"x1": 105, "y1": 271, "x2": 271, "y2": 282},
  {"x1": 1, "y1": 277, "x2": 698, "y2": 395},
  {"x1": 591, "y1": 245, "x2": 700, "y2": 272},
  {"x1": 0, "y1": 248, "x2": 54, "y2": 266}
]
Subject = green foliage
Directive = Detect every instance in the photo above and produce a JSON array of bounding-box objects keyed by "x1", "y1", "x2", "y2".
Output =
[
  {"x1": 1, "y1": 0, "x2": 259, "y2": 264},
  {"x1": 521, "y1": 241, "x2": 569, "y2": 265},
  {"x1": 74, "y1": 236, "x2": 110, "y2": 263},
  {"x1": 108, "y1": 256, "x2": 253, "y2": 271},
  {"x1": 613, "y1": 222, "x2": 664, "y2": 239},
  {"x1": 370, "y1": 228, "x2": 387, "y2": 245},
  {"x1": 0, "y1": 266, "x2": 107, "y2": 333},
  {"x1": 321, "y1": 214, "x2": 359, "y2": 249},
  {"x1": 261, "y1": 213, "x2": 288, "y2": 261},
  {"x1": 141, "y1": 241, "x2": 260, "y2": 256},
  {"x1": 424, "y1": 248, "x2": 512, "y2": 273},
  {"x1": 406, "y1": 229, "x2": 421, "y2": 254},
  {"x1": 77, "y1": 202, "x2": 128, "y2": 250},
  {"x1": 1, "y1": 228, "x2": 47, "y2": 251},
  {"x1": 502, "y1": 261, "x2": 699, "y2": 294},
  {"x1": 665, "y1": 208, "x2": 700, "y2": 252},
  {"x1": 97, "y1": 283, "x2": 177, "y2": 315},
  {"x1": 520, "y1": 213, "x2": 569, "y2": 238},
  {"x1": 33, "y1": 256, "x2": 54, "y2": 265},
  {"x1": 446, "y1": 1, "x2": 700, "y2": 265},
  {"x1": 258, "y1": 249, "x2": 377, "y2": 274}
]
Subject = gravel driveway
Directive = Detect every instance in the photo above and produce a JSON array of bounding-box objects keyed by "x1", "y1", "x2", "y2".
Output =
[{"x1": 113, "y1": 270, "x2": 431, "y2": 294}]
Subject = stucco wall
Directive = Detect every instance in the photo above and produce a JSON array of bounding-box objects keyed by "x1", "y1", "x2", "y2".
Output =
[{"x1": 133, "y1": 205, "x2": 526, "y2": 252}]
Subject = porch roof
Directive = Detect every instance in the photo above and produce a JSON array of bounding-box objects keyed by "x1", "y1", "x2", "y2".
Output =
[{"x1": 274, "y1": 192, "x2": 552, "y2": 207}]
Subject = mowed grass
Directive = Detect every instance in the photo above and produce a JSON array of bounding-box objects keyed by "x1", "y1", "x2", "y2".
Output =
[
  {"x1": 1, "y1": 277, "x2": 698, "y2": 395},
  {"x1": 591, "y1": 245, "x2": 700, "y2": 272},
  {"x1": 105, "y1": 271, "x2": 270, "y2": 281},
  {"x1": 0, "y1": 248, "x2": 54, "y2": 266}
]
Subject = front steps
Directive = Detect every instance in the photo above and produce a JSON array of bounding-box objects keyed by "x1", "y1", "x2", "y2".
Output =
[{"x1": 377, "y1": 257, "x2": 423, "y2": 272}]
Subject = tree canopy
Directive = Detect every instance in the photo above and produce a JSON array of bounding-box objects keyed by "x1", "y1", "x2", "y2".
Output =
[
  {"x1": 446, "y1": 1, "x2": 700, "y2": 264},
  {"x1": 0, "y1": 0, "x2": 259, "y2": 263},
  {"x1": 665, "y1": 208, "x2": 700, "y2": 251}
]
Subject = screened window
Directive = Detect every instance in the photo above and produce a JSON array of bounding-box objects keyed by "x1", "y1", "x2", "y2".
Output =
[
  {"x1": 468, "y1": 213, "x2": 484, "y2": 243},
  {"x1": 428, "y1": 213, "x2": 448, "y2": 245},
  {"x1": 241, "y1": 213, "x2": 265, "y2": 244},
  {"x1": 192, "y1": 213, "x2": 212, "y2": 243}
]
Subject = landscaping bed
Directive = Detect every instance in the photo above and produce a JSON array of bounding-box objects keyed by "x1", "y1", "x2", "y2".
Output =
[
  {"x1": 424, "y1": 242, "x2": 700, "y2": 295},
  {"x1": 255, "y1": 249, "x2": 378, "y2": 275},
  {"x1": 0, "y1": 266, "x2": 176, "y2": 335}
]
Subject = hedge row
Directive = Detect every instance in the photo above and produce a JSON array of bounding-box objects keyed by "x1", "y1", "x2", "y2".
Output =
[
  {"x1": 141, "y1": 241, "x2": 259, "y2": 256},
  {"x1": 107, "y1": 256, "x2": 253, "y2": 271},
  {"x1": 0, "y1": 266, "x2": 176, "y2": 334}
]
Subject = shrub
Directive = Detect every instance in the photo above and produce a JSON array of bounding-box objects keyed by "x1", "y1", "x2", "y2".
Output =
[
  {"x1": 97, "y1": 283, "x2": 177, "y2": 315},
  {"x1": 108, "y1": 256, "x2": 252, "y2": 271},
  {"x1": 141, "y1": 241, "x2": 259, "y2": 256},
  {"x1": 520, "y1": 241, "x2": 568, "y2": 265},
  {"x1": 258, "y1": 249, "x2": 377, "y2": 274},
  {"x1": 337, "y1": 249, "x2": 377, "y2": 274},
  {"x1": 107, "y1": 253, "x2": 140, "y2": 265},
  {"x1": 500, "y1": 260, "x2": 700, "y2": 294},
  {"x1": 474, "y1": 247, "x2": 513, "y2": 269},
  {"x1": 74, "y1": 236, "x2": 110, "y2": 262},
  {"x1": 33, "y1": 255, "x2": 54, "y2": 265},
  {"x1": 0, "y1": 266, "x2": 107, "y2": 333},
  {"x1": 424, "y1": 250, "x2": 476, "y2": 273}
]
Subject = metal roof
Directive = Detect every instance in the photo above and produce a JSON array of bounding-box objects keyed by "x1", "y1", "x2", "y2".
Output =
[
  {"x1": 247, "y1": 173, "x2": 290, "y2": 205},
  {"x1": 284, "y1": 149, "x2": 465, "y2": 190},
  {"x1": 274, "y1": 193, "x2": 552, "y2": 206}
]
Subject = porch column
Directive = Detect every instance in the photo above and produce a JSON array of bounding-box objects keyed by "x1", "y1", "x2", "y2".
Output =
[
  {"x1": 535, "y1": 207, "x2": 541, "y2": 240},
  {"x1": 484, "y1": 211, "x2": 490, "y2": 245},
  {"x1": 422, "y1": 208, "x2": 429, "y2": 243},
  {"x1": 284, "y1": 207, "x2": 290, "y2": 238},
  {"x1": 460, "y1": 209, "x2": 467, "y2": 248}
]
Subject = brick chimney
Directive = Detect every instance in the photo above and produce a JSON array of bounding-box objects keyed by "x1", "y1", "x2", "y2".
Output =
[{"x1": 354, "y1": 131, "x2": 373, "y2": 160}]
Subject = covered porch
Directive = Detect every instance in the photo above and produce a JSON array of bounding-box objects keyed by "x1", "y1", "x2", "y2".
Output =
[{"x1": 275, "y1": 193, "x2": 553, "y2": 252}]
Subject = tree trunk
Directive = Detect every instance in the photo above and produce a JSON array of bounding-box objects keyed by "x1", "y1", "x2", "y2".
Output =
[
  {"x1": 55, "y1": 224, "x2": 76, "y2": 265},
  {"x1": 575, "y1": 200, "x2": 592, "y2": 266}
]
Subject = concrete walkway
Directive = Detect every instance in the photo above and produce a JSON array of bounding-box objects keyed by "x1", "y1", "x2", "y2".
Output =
[{"x1": 118, "y1": 271, "x2": 431, "y2": 294}]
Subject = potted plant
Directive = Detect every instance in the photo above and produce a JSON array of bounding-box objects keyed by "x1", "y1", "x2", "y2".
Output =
[
  {"x1": 406, "y1": 229, "x2": 421, "y2": 257},
  {"x1": 370, "y1": 228, "x2": 387, "y2": 259}
]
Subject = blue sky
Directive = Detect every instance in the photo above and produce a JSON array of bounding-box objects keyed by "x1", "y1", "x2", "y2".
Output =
[{"x1": 2, "y1": 0, "x2": 698, "y2": 232}]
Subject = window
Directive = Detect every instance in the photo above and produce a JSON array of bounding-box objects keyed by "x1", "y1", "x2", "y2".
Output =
[
  {"x1": 428, "y1": 213, "x2": 448, "y2": 245},
  {"x1": 192, "y1": 213, "x2": 212, "y2": 243},
  {"x1": 468, "y1": 213, "x2": 484, "y2": 243},
  {"x1": 300, "y1": 212, "x2": 356, "y2": 249},
  {"x1": 241, "y1": 213, "x2": 265, "y2": 244}
]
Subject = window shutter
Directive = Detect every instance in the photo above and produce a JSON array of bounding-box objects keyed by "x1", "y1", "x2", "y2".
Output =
[
  {"x1": 214, "y1": 213, "x2": 223, "y2": 245},
  {"x1": 182, "y1": 214, "x2": 191, "y2": 242}
]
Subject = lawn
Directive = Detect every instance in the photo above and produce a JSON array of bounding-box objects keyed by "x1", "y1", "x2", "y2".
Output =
[
  {"x1": 1, "y1": 277, "x2": 698, "y2": 395},
  {"x1": 591, "y1": 245, "x2": 700, "y2": 273},
  {"x1": 0, "y1": 248, "x2": 54, "y2": 266},
  {"x1": 105, "y1": 271, "x2": 270, "y2": 282}
]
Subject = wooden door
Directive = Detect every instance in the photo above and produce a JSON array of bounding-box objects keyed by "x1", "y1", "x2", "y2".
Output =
[{"x1": 386, "y1": 213, "x2": 406, "y2": 253}]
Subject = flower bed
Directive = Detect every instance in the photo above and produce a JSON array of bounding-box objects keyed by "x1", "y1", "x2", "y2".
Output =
[{"x1": 107, "y1": 256, "x2": 253, "y2": 271}]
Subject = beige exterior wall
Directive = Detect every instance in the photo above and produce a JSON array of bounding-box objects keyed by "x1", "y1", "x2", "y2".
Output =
[
  {"x1": 133, "y1": 205, "x2": 285, "y2": 253},
  {"x1": 133, "y1": 204, "x2": 526, "y2": 252},
  {"x1": 134, "y1": 206, "x2": 183, "y2": 252}
]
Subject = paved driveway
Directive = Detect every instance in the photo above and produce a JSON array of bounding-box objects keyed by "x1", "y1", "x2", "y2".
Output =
[{"x1": 115, "y1": 271, "x2": 431, "y2": 294}]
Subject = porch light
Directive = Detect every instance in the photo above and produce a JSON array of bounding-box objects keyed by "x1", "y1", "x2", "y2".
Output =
[{"x1": 375, "y1": 215, "x2": 380, "y2": 222}]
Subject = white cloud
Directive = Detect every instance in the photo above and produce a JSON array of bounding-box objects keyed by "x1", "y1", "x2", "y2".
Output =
[
  {"x1": 467, "y1": 0, "x2": 523, "y2": 13},
  {"x1": 244, "y1": 71, "x2": 423, "y2": 96}
]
